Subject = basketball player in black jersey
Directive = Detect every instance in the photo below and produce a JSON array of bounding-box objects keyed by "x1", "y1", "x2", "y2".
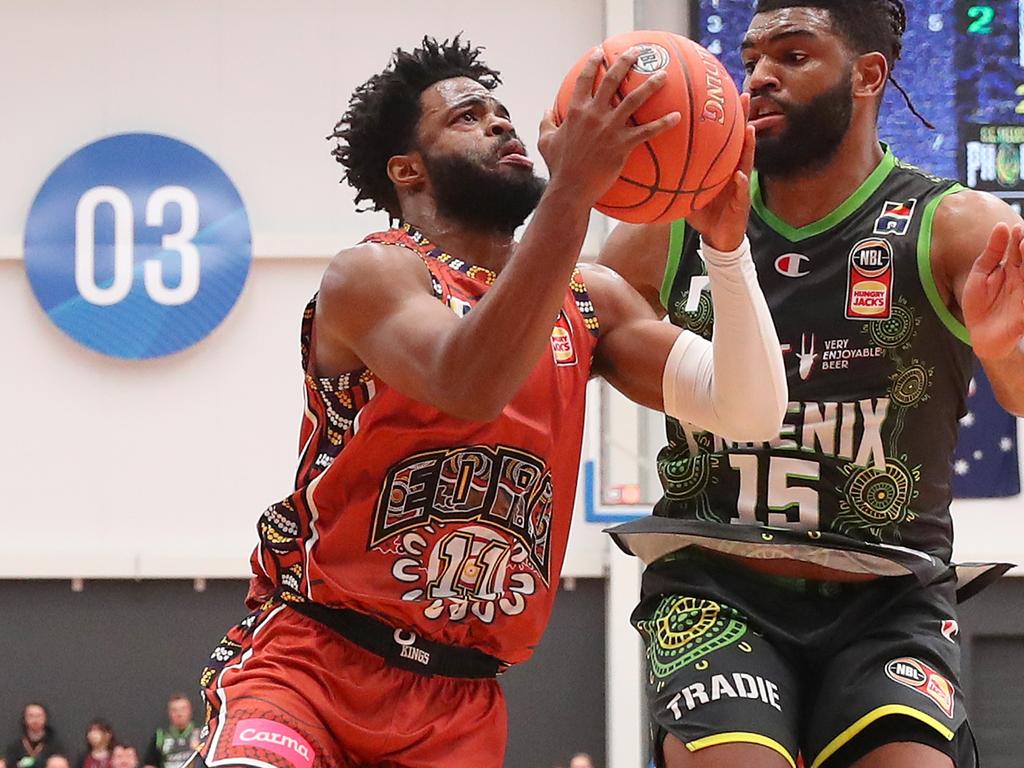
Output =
[{"x1": 599, "y1": 2, "x2": 1024, "y2": 768}]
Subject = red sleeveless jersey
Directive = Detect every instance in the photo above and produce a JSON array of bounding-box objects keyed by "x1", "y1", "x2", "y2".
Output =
[{"x1": 247, "y1": 225, "x2": 600, "y2": 664}]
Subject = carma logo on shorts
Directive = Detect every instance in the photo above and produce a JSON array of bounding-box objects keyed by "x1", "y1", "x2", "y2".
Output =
[{"x1": 231, "y1": 718, "x2": 314, "y2": 768}]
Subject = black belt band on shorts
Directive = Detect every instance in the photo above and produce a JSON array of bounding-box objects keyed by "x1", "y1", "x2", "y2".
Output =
[{"x1": 286, "y1": 599, "x2": 509, "y2": 679}]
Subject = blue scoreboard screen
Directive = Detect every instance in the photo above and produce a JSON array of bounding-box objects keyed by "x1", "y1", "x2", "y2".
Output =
[{"x1": 696, "y1": 0, "x2": 1024, "y2": 211}]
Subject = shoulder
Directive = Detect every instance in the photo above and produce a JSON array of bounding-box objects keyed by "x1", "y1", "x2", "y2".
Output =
[
  {"x1": 596, "y1": 222, "x2": 674, "y2": 314},
  {"x1": 321, "y1": 241, "x2": 433, "y2": 293},
  {"x1": 932, "y1": 189, "x2": 1022, "y2": 274},
  {"x1": 934, "y1": 188, "x2": 1019, "y2": 231},
  {"x1": 318, "y1": 241, "x2": 435, "y2": 312}
]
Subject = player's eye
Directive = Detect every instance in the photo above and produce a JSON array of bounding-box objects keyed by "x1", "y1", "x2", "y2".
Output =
[
  {"x1": 743, "y1": 59, "x2": 757, "y2": 74},
  {"x1": 787, "y1": 51, "x2": 809, "y2": 64},
  {"x1": 457, "y1": 110, "x2": 478, "y2": 124}
]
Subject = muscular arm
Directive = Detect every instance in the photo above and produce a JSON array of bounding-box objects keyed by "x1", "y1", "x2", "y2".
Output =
[
  {"x1": 314, "y1": 48, "x2": 682, "y2": 422},
  {"x1": 933, "y1": 190, "x2": 1024, "y2": 415},
  {"x1": 315, "y1": 185, "x2": 592, "y2": 422}
]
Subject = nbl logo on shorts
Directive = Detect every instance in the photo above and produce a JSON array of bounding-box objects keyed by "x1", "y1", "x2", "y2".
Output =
[{"x1": 884, "y1": 657, "x2": 955, "y2": 718}]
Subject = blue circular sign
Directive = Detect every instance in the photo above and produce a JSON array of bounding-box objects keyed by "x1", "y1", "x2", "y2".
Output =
[{"x1": 24, "y1": 133, "x2": 252, "y2": 359}]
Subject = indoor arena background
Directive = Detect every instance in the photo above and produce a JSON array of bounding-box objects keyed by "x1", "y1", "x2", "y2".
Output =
[{"x1": 2, "y1": 2, "x2": 1022, "y2": 767}]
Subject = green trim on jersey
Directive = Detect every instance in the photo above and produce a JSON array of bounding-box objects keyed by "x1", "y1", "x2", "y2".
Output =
[
  {"x1": 917, "y1": 185, "x2": 971, "y2": 345},
  {"x1": 661, "y1": 220, "x2": 687, "y2": 309},
  {"x1": 751, "y1": 148, "x2": 897, "y2": 242}
]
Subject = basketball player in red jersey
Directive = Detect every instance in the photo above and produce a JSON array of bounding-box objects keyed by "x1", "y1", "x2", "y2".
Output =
[{"x1": 192, "y1": 36, "x2": 786, "y2": 768}]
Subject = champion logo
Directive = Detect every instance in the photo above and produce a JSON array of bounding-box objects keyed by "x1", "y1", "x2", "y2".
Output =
[
  {"x1": 232, "y1": 719, "x2": 314, "y2": 768},
  {"x1": 774, "y1": 253, "x2": 810, "y2": 278}
]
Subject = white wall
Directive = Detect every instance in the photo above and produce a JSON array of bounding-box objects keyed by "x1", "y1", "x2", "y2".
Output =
[
  {"x1": 3, "y1": 1, "x2": 1020, "y2": 581},
  {"x1": 0, "y1": 0, "x2": 606, "y2": 259},
  {"x1": 1, "y1": 0, "x2": 611, "y2": 578},
  {"x1": 950, "y1": 417, "x2": 1024, "y2": 570}
]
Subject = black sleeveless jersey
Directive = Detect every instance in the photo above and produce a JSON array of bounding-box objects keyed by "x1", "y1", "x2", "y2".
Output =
[{"x1": 648, "y1": 148, "x2": 974, "y2": 567}]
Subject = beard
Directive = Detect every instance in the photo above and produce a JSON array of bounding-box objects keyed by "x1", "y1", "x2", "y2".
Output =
[
  {"x1": 754, "y1": 68, "x2": 855, "y2": 178},
  {"x1": 420, "y1": 142, "x2": 546, "y2": 235}
]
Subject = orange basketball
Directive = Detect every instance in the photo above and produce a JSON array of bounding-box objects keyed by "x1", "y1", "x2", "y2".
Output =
[{"x1": 555, "y1": 31, "x2": 745, "y2": 224}]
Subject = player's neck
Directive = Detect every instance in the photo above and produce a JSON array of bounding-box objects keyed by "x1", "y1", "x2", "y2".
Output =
[
  {"x1": 403, "y1": 211, "x2": 516, "y2": 272},
  {"x1": 758, "y1": 128, "x2": 885, "y2": 230}
]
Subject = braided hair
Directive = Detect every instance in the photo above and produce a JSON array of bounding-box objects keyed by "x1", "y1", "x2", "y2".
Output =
[
  {"x1": 753, "y1": 0, "x2": 933, "y2": 127},
  {"x1": 329, "y1": 35, "x2": 502, "y2": 218}
]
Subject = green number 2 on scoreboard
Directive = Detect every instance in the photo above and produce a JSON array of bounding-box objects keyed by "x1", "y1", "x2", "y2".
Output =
[{"x1": 967, "y1": 5, "x2": 995, "y2": 34}]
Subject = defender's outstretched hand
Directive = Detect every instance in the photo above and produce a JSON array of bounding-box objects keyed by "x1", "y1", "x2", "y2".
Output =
[{"x1": 962, "y1": 221, "x2": 1024, "y2": 361}]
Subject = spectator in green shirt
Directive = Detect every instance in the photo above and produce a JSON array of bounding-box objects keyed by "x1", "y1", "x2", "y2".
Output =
[{"x1": 141, "y1": 696, "x2": 197, "y2": 768}]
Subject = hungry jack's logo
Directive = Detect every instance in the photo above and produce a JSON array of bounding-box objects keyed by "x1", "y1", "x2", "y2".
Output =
[
  {"x1": 550, "y1": 312, "x2": 578, "y2": 366},
  {"x1": 846, "y1": 238, "x2": 894, "y2": 320}
]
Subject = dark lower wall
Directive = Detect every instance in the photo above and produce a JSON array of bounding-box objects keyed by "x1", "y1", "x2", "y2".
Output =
[
  {"x1": 0, "y1": 580, "x2": 248, "y2": 761},
  {"x1": 0, "y1": 579, "x2": 606, "y2": 768},
  {"x1": 957, "y1": 577, "x2": 1024, "y2": 768}
]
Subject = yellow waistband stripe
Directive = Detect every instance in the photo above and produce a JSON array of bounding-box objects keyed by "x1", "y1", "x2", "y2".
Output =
[
  {"x1": 809, "y1": 704, "x2": 955, "y2": 768},
  {"x1": 686, "y1": 732, "x2": 797, "y2": 768}
]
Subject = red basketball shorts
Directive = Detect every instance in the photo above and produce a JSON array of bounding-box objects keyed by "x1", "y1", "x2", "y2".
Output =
[{"x1": 196, "y1": 601, "x2": 508, "y2": 768}]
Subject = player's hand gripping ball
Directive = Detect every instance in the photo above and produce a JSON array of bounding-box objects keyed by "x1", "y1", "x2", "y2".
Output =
[{"x1": 555, "y1": 31, "x2": 745, "y2": 224}]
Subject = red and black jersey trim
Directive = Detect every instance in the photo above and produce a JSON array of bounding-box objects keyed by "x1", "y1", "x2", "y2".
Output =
[{"x1": 364, "y1": 224, "x2": 600, "y2": 337}]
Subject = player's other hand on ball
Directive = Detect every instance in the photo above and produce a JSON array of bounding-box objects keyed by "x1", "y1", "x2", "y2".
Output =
[
  {"x1": 686, "y1": 94, "x2": 754, "y2": 253},
  {"x1": 539, "y1": 47, "x2": 680, "y2": 206},
  {"x1": 963, "y1": 221, "x2": 1024, "y2": 361}
]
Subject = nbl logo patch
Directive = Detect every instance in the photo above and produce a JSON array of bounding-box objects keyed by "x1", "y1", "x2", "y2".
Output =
[
  {"x1": 846, "y1": 238, "x2": 894, "y2": 320},
  {"x1": 873, "y1": 199, "x2": 917, "y2": 236},
  {"x1": 631, "y1": 44, "x2": 671, "y2": 75},
  {"x1": 885, "y1": 658, "x2": 955, "y2": 718}
]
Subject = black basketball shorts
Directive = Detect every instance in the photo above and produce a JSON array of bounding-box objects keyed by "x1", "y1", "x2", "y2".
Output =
[{"x1": 633, "y1": 549, "x2": 977, "y2": 768}]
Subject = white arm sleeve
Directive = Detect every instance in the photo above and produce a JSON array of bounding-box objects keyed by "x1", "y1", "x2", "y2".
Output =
[{"x1": 662, "y1": 236, "x2": 788, "y2": 442}]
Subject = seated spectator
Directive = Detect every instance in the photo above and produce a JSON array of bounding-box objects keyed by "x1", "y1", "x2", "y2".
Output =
[
  {"x1": 4, "y1": 704, "x2": 65, "y2": 768},
  {"x1": 76, "y1": 721, "x2": 114, "y2": 768},
  {"x1": 569, "y1": 753, "x2": 596, "y2": 768},
  {"x1": 142, "y1": 696, "x2": 198, "y2": 768},
  {"x1": 109, "y1": 746, "x2": 137, "y2": 768},
  {"x1": 44, "y1": 757, "x2": 70, "y2": 768}
]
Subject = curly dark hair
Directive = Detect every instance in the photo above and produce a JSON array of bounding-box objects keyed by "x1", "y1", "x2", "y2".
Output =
[
  {"x1": 754, "y1": 0, "x2": 906, "y2": 67},
  {"x1": 329, "y1": 35, "x2": 502, "y2": 219},
  {"x1": 753, "y1": 0, "x2": 931, "y2": 127}
]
